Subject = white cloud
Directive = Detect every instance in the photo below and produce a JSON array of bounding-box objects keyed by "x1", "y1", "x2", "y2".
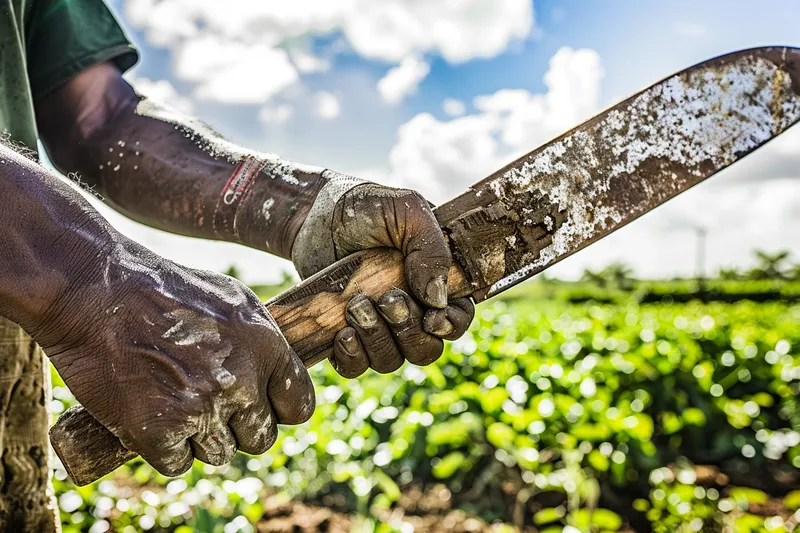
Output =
[
  {"x1": 342, "y1": 0, "x2": 534, "y2": 63},
  {"x1": 123, "y1": 0, "x2": 534, "y2": 104},
  {"x1": 377, "y1": 56, "x2": 430, "y2": 104},
  {"x1": 125, "y1": 0, "x2": 533, "y2": 63},
  {"x1": 173, "y1": 37, "x2": 298, "y2": 104},
  {"x1": 442, "y1": 98, "x2": 466, "y2": 117},
  {"x1": 258, "y1": 104, "x2": 294, "y2": 125},
  {"x1": 385, "y1": 47, "x2": 604, "y2": 203},
  {"x1": 125, "y1": 76, "x2": 195, "y2": 114},
  {"x1": 289, "y1": 49, "x2": 331, "y2": 73},
  {"x1": 314, "y1": 91, "x2": 341, "y2": 120}
]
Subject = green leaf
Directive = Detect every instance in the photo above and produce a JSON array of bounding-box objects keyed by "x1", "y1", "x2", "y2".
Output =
[
  {"x1": 486, "y1": 422, "x2": 516, "y2": 449},
  {"x1": 682, "y1": 407, "x2": 706, "y2": 426},
  {"x1": 480, "y1": 388, "x2": 508, "y2": 413},
  {"x1": 575, "y1": 508, "x2": 622, "y2": 531},
  {"x1": 374, "y1": 470, "x2": 401, "y2": 502},
  {"x1": 533, "y1": 507, "x2": 565, "y2": 525},
  {"x1": 730, "y1": 487, "x2": 768, "y2": 506},
  {"x1": 432, "y1": 452, "x2": 466, "y2": 479},
  {"x1": 784, "y1": 490, "x2": 800, "y2": 511},
  {"x1": 587, "y1": 449, "x2": 610, "y2": 472}
]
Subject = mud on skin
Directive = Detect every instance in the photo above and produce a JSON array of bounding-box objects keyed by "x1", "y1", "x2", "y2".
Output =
[
  {"x1": 34, "y1": 61, "x2": 475, "y2": 381},
  {"x1": 0, "y1": 142, "x2": 315, "y2": 476},
  {"x1": 294, "y1": 177, "x2": 475, "y2": 378}
]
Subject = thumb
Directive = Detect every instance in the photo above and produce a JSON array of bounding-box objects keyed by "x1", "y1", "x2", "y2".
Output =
[{"x1": 400, "y1": 193, "x2": 451, "y2": 309}]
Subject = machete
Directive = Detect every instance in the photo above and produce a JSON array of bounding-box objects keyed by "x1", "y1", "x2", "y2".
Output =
[{"x1": 52, "y1": 46, "x2": 800, "y2": 486}]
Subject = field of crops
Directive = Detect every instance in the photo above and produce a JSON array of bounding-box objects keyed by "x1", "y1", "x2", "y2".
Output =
[{"x1": 51, "y1": 280, "x2": 800, "y2": 533}]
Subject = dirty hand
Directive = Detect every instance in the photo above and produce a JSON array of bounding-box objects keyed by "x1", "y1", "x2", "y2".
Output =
[
  {"x1": 34, "y1": 239, "x2": 314, "y2": 476},
  {"x1": 291, "y1": 172, "x2": 475, "y2": 377}
]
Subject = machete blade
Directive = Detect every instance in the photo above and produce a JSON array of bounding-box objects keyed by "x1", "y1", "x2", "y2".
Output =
[{"x1": 434, "y1": 46, "x2": 800, "y2": 301}]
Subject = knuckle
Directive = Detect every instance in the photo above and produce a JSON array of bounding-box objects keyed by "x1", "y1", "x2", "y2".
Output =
[
  {"x1": 233, "y1": 407, "x2": 278, "y2": 454},
  {"x1": 405, "y1": 337, "x2": 443, "y2": 366},
  {"x1": 154, "y1": 458, "x2": 192, "y2": 477}
]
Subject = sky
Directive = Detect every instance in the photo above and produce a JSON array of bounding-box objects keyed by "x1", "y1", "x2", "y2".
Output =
[{"x1": 69, "y1": 0, "x2": 800, "y2": 285}]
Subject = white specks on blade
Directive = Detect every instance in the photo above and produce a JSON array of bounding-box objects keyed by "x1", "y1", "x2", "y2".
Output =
[
  {"x1": 285, "y1": 378, "x2": 292, "y2": 390},
  {"x1": 487, "y1": 55, "x2": 800, "y2": 297}
]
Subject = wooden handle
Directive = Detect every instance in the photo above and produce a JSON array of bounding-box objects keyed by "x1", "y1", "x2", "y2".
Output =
[{"x1": 50, "y1": 248, "x2": 471, "y2": 486}]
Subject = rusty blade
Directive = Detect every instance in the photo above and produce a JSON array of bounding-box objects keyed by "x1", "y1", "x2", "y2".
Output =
[{"x1": 434, "y1": 46, "x2": 800, "y2": 301}]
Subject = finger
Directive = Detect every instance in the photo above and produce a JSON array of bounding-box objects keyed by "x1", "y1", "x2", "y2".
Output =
[
  {"x1": 423, "y1": 298, "x2": 475, "y2": 341},
  {"x1": 377, "y1": 289, "x2": 443, "y2": 367},
  {"x1": 399, "y1": 193, "x2": 451, "y2": 309},
  {"x1": 189, "y1": 416, "x2": 238, "y2": 466},
  {"x1": 267, "y1": 344, "x2": 316, "y2": 425},
  {"x1": 121, "y1": 430, "x2": 194, "y2": 477},
  {"x1": 346, "y1": 294, "x2": 404, "y2": 374},
  {"x1": 229, "y1": 400, "x2": 278, "y2": 455},
  {"x1": 331, "y1": 327, "x2": 370, "y2": 378}
]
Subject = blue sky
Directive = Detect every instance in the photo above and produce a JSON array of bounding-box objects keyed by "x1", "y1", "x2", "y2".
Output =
[{"x1": 85, "y1": 0, "x2": 800, "y2": 284}]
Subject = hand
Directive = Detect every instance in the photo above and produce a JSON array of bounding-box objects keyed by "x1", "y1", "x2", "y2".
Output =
[
  {"x1": 291, "y1": 173, "x2": 475, "y2": 378},
  {"x1": 34, "y1": 239, "x2": 314, "y2": 476}
]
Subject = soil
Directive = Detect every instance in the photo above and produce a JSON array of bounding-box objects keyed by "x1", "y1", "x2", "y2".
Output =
[{"x1": 255, "y1": 465, "x2": 796, "y2": 533}]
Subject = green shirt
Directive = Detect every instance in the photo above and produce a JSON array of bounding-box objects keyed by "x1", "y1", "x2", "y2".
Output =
[{"x1": 0, "y1": 0, "x2": 138, "y2": 152}]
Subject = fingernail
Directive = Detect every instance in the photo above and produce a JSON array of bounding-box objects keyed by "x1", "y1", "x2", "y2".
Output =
[
  {"x1": 431, "y1": 319, "x2": 454, "y2": 337},
  {"x1": 349, "y1": 298, "x2": 377, "y2": 328},
  {"x1": 378, "y1": 293, "x2": 410, "y2": 323},
  {"x1": 340, "y1": 332, "x2": 358, "y2": 355},
  {"x1": 425, "y1": 277, "x2": 448, "y2": 308}
]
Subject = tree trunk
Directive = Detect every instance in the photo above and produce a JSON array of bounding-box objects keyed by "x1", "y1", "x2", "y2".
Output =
[{"x1": 0, "y1": 317, "x2": 58, "y2": 532}]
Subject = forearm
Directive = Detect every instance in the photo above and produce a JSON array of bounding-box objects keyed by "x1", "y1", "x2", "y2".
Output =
[
  {"x1": 38, "y1": 65, "x2": 325, "y2": 259},
  {"x1": 0, "y1": 142, "x2": 114, "y2": 335}
]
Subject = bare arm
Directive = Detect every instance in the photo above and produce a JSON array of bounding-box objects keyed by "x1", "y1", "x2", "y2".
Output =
[
  {"x1": 36, "y1": 62, "x2": 475, "y2": 378},
  {"x1": 0, "y1": 141, "x2": 112, "y2": 335},
  {"x1": 35, "y1": 62, "x2": 324, "y2": 259},
  {"x1": 0, "y1": 140, "x2": 314, "y2": 476}
]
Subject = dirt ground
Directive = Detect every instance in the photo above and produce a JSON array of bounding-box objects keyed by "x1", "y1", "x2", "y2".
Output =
[{"x1": 255, "y1": 465, "x2": 796, "y2": 533}]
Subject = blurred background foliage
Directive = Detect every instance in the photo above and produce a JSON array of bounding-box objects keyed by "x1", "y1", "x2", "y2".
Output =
[{"x1": 52, "y1": 250, "x2": 800, "y2": 533}]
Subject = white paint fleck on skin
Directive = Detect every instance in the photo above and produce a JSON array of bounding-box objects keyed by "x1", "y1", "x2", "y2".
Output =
[
  {"x1": 162, "y1": 320, "x2": 185, "y2": 339},
  {"x1": 285, "y1": 378, "x2": 292, "y2": 390},
  {"x1": 162, "y1": 309, "x2": 222, "y2": 346},
  {"x1": 486, "y1": 54, "x2": 800, "y2": 297},
  {"x1": 109, "y1": 244, "x2": 165, "y2": 289},
  {"x1": 213, "y1": 367, "x2": 237, "y2": 390},
  {"x1": 261, "y1": 198, "x2": 275, "y2": 222}
]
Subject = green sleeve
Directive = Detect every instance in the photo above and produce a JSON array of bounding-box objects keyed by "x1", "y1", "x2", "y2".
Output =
[{"x1": 25, "y1": 0, "x2": 139, "y2": 100}]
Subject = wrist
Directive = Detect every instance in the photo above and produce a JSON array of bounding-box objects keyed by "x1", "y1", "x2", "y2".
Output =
[
  {"x1": 0, "y1": 144, "x2": 118, "y2": 338},
  {"x1": 215, "y1": 155, "x2": 333, "y2": 259},
  {"x1": 290, "y1": 171, "x2": 367, "y2": 279}
]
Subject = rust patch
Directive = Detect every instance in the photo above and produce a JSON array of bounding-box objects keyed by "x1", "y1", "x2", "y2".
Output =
[{"x1": 436, "y1": 47, "x2": 800, "y2": 301}]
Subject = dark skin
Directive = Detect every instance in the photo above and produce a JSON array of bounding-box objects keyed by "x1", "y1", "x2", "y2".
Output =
[
  {"x1": 1, "y1": 61, "x2": 475, "y2": 473},
  {"x1": 0, "y1": 142, "x2": 314, "y2": 475}
]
